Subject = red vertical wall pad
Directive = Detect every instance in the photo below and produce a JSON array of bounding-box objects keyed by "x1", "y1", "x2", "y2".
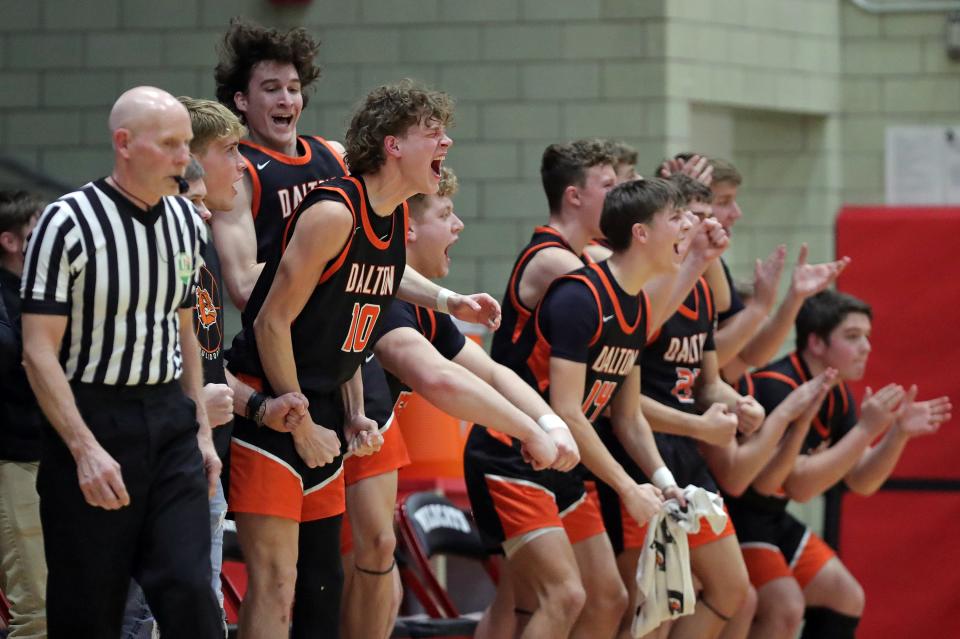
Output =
[
  {"x1": 836, "y1": 207, "x2": 960, "y2": 479},
  {"x1": 835, "y1": 207, "x2": 960, "y2": 638},
  {"x1": 839, "y1": 491, "x2": 960, "y2": 637}
]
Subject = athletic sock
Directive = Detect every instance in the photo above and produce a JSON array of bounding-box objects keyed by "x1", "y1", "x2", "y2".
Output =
[{"x1": 801, "y1": 606, "x2": 860, "y2": 639}]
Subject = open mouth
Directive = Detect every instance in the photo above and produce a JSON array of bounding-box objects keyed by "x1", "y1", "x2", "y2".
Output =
[
  {"x1": 272, "y1": 115, "x2": 294, "y2": 127},
  {"x1": 431, "y1": 157, "x2": 443, "y2": 179}
]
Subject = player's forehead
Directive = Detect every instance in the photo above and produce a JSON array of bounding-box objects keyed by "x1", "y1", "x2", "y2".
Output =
[
  {"x1": 585, "y1": 163, "x2": 616, "y2": 183},
  {"x1": 835, "y1": 312, "x2": 871, "y2": 332},
  {"x1": 248, "y1": 60, "x2": 300, "y2": 86}
]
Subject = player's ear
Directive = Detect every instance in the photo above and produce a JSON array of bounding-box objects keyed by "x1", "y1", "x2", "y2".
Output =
[
  {"x1": 807, "y1": 333, "x2": 827, "y2": 358},
  {"x1": 233, "y1": 91, "x2": 248, "y2": 114},
  {"x1": 564, "y1": 184, "x2": 581, "y2": 209},
  {"x1": 384, "y1": 135, "x2": 401, "y2": 159},
  {"x1": 406, "y1": 222, "x2": 417, "y2": 244},
  {"x1": 631, "y1": 222, "x2": 648, "y2": 245}
]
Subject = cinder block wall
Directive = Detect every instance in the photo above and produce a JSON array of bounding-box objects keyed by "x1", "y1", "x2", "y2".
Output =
[
  {"x1": 0, "y1": 0, "x2": 957, "y2": 300},
  {"x1": 839, "y1": 3, "x2": 960, "y2": 205}
]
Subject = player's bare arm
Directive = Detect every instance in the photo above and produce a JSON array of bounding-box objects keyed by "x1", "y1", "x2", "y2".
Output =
[
  {"x1": 374, "y1": 327, "x2": 558, "y2": 470},
  {"x1": 736, "y1": 244, "x2": 851, "y2": 370},
  {"x1": 714, "y1": 246, "x2": 784, "y2": 378},
  {"x1": 610, "y1": 366, "x2": 685, "y2": 503},
  {"x1": 645, "y1": 218, "x2": 729, "y2": 333},
  {"x1": 452, "y1": 338, "x2": 579, "y2": 470},
  {"x1": 22, "y1": 313, "x2": 130, "y2": 510},
  {"x1": 639, "y1": 394, "x2": 737, "y2": 447},
  {"x1": 844, "y1": 385, "x2": 951, "y2": 495},
  {"x1": 549, "y1": 357, "x2": 663, "y2": 524},
  {"x1": 704, "y1": 370, "x2": 833, "y2": 496},
  {"x1": 695, "y1": 351, "x2": 765, "y2": 435},
  {"x1": 210, "y1": 172, "x2": 264, "y2": 310},
  {"x1": 397, "y1": 264, "x2": 501, "y2": 330},
  {"x1": 783, "y1": 383, "x2": 904, "y2": 502},
  {"x1": 254, "y1": 200, "x2": 353, "y2": 467},
  {"x1": 340, "y1": 365, "x2": 382, "y2": 457},
  {"x1": 518, "y1": 246, "x2": 584, "y2": 310}
]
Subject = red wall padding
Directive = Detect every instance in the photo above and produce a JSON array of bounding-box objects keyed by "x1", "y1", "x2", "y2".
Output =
[
  {"x1": 839, "y1": 491, "x2": 960, "y2": 637},
  {"x1": 835, "y1": 207, "x2": 960, "y2": 638},
  {"x1": 835, "y1": 207, "x2": 960, "y2": 480}
]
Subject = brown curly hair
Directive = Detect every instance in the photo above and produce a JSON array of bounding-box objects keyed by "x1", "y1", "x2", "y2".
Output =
[
  {"x1": 214, "y1": 17, "x2": 322, "y2": 121},
  {"x1": 344, "y1": 79, "x2": 454, "y2": 176}
]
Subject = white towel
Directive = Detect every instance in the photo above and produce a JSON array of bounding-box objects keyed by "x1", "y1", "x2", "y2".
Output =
[{"x1": 631, "y1": 485, "x2": 728, "y2": 637}]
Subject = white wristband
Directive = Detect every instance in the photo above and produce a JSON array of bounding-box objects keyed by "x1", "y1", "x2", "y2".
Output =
[
  {"x1": 651, "y1": 466, "x2": 677, "y2": 490},
  {"x1": 436, "y1": 287, "x2": 454, "y2": 314},
  {"x1": 537, "y1": 414, "x2": 570, "y2": 433}
]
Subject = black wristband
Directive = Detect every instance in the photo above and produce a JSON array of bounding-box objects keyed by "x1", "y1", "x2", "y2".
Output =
[{"x1": 247, "y1": 391, "x2": 268, "y2": 427}]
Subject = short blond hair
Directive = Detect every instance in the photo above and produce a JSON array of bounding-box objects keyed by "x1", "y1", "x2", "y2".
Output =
[
  {"x1": 178, "y1": 96, "x2": 247, "y2": 155},
  {"x1": 409, "y1": 166, "x2": 459, "y2": 218}
]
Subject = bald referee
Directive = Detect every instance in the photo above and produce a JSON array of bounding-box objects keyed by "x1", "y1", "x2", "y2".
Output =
[{"x1": 20, "y1": 86, "x2": 222, "y2": 638}]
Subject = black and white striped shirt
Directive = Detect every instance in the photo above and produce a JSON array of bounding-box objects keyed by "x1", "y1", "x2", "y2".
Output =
[{"x1": 21, "y1": 178, "x2": 206, "y2": 386}]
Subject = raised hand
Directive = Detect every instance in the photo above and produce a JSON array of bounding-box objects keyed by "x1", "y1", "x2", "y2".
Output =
[
  {"x1": 895, "y1": 386, "x2": 952, "y2": 438},
  {"x1": 686, "y1": 217, "x2": 729, "y2": 264},
  {"x1": 753, "y1": 244, "x2": 787, "y2": 311},
  {"x1": 859, "y1": 383, "x2": 905, "y2": 437},
  {"x1": 659, "y1": 154, "x2": 713, "y2": 186},
  {"x1": 790, "y1": 244, "x2": 851, "y2": 300},
  {"x1": 781, "y1": 368, "x2": 837, "y2": 423},
  {"x1": 447, "y1": 292, "x2": 502, "y2": 330}
]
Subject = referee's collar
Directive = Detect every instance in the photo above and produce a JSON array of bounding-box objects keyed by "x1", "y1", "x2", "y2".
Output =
[{"x1": 97, "y1": 178, "x2": 165, "y2": 225}]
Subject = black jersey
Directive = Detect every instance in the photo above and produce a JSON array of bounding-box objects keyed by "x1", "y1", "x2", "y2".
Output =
[
  {"x1": 729, "y1": 352, "x2": 858, "y2": 513},
  {"x1": 516, "y1": 260, "x2": 650, "y2": 427},
  {"x1": 490, "y1": 226, "x2": 589, "y2": 367},
  {"x1": 240, "y1": 136, "x2": 348, "y2": 263},
  {"x1": 640, "y1": 277, "x2": 716, "y2": 411},
  {"x1": 378, "y1": 300, "x2": 468, "y2": 408},
  {"x1": 229, "y1": 176, "x2": 407, "y2": 396}
]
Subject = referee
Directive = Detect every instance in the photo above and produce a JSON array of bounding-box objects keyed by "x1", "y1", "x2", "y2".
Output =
[{"x1": 20, "y1": 86, "x2": 222, "y2": 638}]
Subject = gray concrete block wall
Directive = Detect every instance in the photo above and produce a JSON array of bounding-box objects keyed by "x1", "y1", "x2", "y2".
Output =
[
  {"x1": 0, "y1": 0, "x2": 672, "y2": 297},
  {"x1": 839, "y1": 3, "x2": 960, "y2": 205},
  {"x1": 0, "y1": 0, "x2": 957, "y2": 303}
]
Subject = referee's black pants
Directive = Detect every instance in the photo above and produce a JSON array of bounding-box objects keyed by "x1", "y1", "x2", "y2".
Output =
[{"x1": 37, "y1": 382, "x2": 221, "y2": 639}]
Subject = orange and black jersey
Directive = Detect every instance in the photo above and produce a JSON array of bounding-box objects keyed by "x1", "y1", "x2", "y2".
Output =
[
  {"x1": 730, "y1": 352, "x2": 858, "y2": 512},
  {"x1": 240, "y1": 136, "x2": 348, "y2": 263},
  {"x1": 519, "y1": 260, "x2": 650, "y2": 427},
  {"x1": 490, "y1": 226, "x2": 590, "y2": 368},
  {"x1": 640, "y1": 277, "x2": 716, "y2": 412},
  {"x1": 378, "y1": 300, "x2": 467, "y2": 409},
  {"x1": 228, "y1": 175, "x2": 407, "y2": 396}
]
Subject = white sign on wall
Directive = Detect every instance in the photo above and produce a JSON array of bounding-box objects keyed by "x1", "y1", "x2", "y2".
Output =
[{"x1": 885, "y1": 126, "x2": 960, "y2": 205}]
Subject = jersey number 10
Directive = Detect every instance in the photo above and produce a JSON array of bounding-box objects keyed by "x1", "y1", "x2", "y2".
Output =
[{"x1": 342, "y1": 303, "x2": 381, "y2": 353}]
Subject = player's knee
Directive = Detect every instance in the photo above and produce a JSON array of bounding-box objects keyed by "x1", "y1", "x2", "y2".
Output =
[
  {"x1": 740, "y1": 584, "x2": 758, "y2": 618},
  {"x1": 250, "y1": 561, "x2": 298, "y2": 608},
  {"x1": 356, "y1": 527, "x2": 396, "y2": 570},
  {"x1": 543, "y1": 578, "x2": 586, "y2": 622},
  {"x1": 586, "y1": 575, "x2": 628, "y2": 619},
  {"x1": 701, "y1": 561, "x2": 749, "y2": 613},
  {"x1": 841, "y1": 577, "x2": 865, "y2": 616},
  {"x1": 770, "y1": 593, "x2": 805, "y2": 634}
]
